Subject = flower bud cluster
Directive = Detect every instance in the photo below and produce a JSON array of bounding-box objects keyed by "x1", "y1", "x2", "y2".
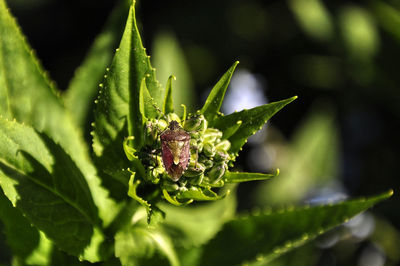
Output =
[{"x1": 139, "y1": 112, "x2": 234, "y2": 192}]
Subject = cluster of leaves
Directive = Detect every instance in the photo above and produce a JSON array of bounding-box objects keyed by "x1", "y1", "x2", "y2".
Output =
[{"x1": 0, "y1": 0, "x2": 392, "y2": 265}]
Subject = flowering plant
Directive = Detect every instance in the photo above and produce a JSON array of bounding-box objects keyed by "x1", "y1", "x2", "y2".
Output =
[{"x1": 0, "y1": 1, "x2": 391, "y2": 265}]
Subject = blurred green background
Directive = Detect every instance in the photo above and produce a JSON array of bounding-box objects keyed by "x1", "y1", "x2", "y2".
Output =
[{"x1": 2, "y1": 0, "x2": 400, "y2": 265}]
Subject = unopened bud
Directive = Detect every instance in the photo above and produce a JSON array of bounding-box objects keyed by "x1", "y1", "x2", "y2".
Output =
[
  {"x1": 184, "y1": 114, "x2": 203, "y2": 131},
  {"x1": 203, "y1": 143, "x2": 216, "y2": 157},
  {"x1": 183, "y1": 168, "x2": 204, "y2": 178},
  {"x1": 144, "y1": 123, "x2": 157, "y2": 145},
  {"x1": 188, "y1": 173, "x2": 204, "y2": 185},
  {"x1": 155, "y1": 119, "x2": 168, "y2": 131},
  {"x1": 199, "y1": 157, "x2": 213, "y2": 169},
  {"x1": 190, "y1": 131, "x2": 201, "y2": 141},
  {"x1": 208, "y1": 162, "x2": 227, "y2": 183},
  {"x1": 166, "y1": 113, "x2": 181, "y2": 123},
  {"x1": 214, "y1": 150, "x2": 229, "y2": 161},
  {"x1": 194, "y1": 161, "x2": 207, "y2": 171},
  {"x1": 215, "y1": 140, "x2": 231, "y2": 152},
  {"x1": 204, "y1": 128, "x2": 223, "y2": 144},
  {"x1": 197, "y1": 142, "x2": 204, "y2": 153},
  {"x1": 162, "y1": 180, "x2": 179, "y2": 192}
]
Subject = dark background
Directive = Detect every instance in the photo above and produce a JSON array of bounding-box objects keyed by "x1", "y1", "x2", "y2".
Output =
[{"x1": 5, "y1": 0, "x2": 400, "y2": 265}]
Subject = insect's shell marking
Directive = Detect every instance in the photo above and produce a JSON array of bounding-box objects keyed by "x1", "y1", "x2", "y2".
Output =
[{"x1": 160, "y1": 121, "x2": 191, "y2": 181}]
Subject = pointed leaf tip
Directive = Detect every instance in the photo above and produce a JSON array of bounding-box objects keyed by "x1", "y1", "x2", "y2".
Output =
[
  {"x1": 224, "y1": 170, "x2": 278, "y2": 183},
  {"x1": 201, "y1": 61, "x2": 239, "y2": 123},
  {"x1": 92, "y1": 0, "x2": 163, "y2": 202},
  {"x1": 200, "y1": 190, "x2": 391, "y2": 266},
  {"x1": 163, "y1": 75, "x2": 175, "y2": 114},
  {"x1": 214, "y1": 96, "x2": 297, "y2": 154}
]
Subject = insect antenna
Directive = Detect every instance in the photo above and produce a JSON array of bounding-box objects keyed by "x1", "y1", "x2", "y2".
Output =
[{"x1": 151, "y1": 102, "x2": 168, "y2": 121}]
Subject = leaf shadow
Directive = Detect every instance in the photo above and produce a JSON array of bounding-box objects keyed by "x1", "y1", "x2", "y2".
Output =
[
  {"x1": 0, "y1": 132, "x2": 98, "y2": 256},
  {"x1": 93, "y1": 121, "x2": 131, "y2": 201},
  {"x1": 0, "y1": 187, "x2": 40, "y2": 260}
]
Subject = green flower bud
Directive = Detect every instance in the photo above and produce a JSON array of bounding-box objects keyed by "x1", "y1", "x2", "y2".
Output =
[
  {"x1": 214, "y1": 150, "x2": 229, "y2": 162},
  {"x1": 189, "y1": 150, "x2": 198, "y2": 164},
  {"x1": 190, "y1": 143, "x2": 202, "y2": 157},
  {"x1": 154, "y1": 119, "x2": 168, "y2": 131},
  {"x1": 215, "y1": 139, "x2": 231, "y2": 152},
  {"x1": 199, "y1": 156, "x2": 213, "y2": 169},
  {"x1": 195, "y1": 142, "x2": 204, "y2": 153},
  {"x1": 166, "y1": 113, "x2": 181, "y2": 123},
  {"x1": 152, "y1": 165, "x2": 165, "y2": 177},
  {"x1": 188, "y1": 173, "x2": 204, "y2": 185},
  {"x1": 184, "y1": 114, "x2": 206, "y2": 131},
  {"x1": 203, "y1": 143, "x2": 216, "y2": 157},
  {"x1": 190, "y1": 161, "x2": 206, "y2": 172},
  {"x1": 162, "y1": 180, "x2": 180, "y2": 192},
  {"x1": 183, "y1": 168, "x2": 204, "y2": 178},
  {"x1": 208, "y1": 162, "x2": 227, "y2": 183},
  {"x1": 190, "y1": 131, "x2": 202, "y2": 141},
  {"x1": 146, "y1": 167, "x2": 159, "y2": 183},
  {"x1": 183, "y1": 113, "x2": 208, "y2": 135},
  {"x1": 204, "y1": 128, "x2": 223, "y2": 144},
  {"x1": 144, "y1": 123, "x2": 157, "y2": 145},
  {"x1": 197, "y1": 117, "x2": 208, "y2": 134},
  {"x1": 200, "y1": 176, "x2": 224, "y2": 187}
]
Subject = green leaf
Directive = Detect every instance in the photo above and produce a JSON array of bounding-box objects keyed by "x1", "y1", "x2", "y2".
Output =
[
  {"x1": 139, "y1": 78, "x2": 160, "y2": 121},
  {"x1": 64, "y1": 0, "x2": 129, "y2": 130},
  {"x1": 176, "y1": 187, "x2": 229, "y2": 202},
  {"x1": 163, "y1": 189, "x2": 193, "y2": 207},
  {"x1": 153, "y1": 31, "x2": 194, "y2": 114},
  {"x1": 48, "y1": 247, "x2": 94, "y2": 266},
  {"x1": 128, "y1": 173, "x2": 152, "y2": 220},
  {"x1": 25, "y1": 231, "x2": 53, "y2": 265},
  {"x1": 199, "y1": 190, "x2": 393, "y2": 266},
  {"x1": 115, "y1": 225, "x2": 180, "y2": 266},
  {"x1": 289, "y1": 0, "x2": 333, "y2": 41},
  {"x1": 255, "y1": 105, "x2": 339, "y2": 205},
  {"x1": 224, "y1": 169, "x2": 278, "y2": 183},
  {"x1": 221, "y1": 120, "x2": 242, "y2": 139},
  {"x1": 93, "y1": 0, "x2": 162, "y2": 149},
  {"x1": 0, "y1": 0, "x2": 119, "y2": 230},
  {"x1": 93, "y1": 127, "x2": 132, "y2": 202},
  {"x1": 213, "y1": 96, "x2": 298, "y2": 154},
  {"x1": 201, "y1": 61, "x2": 239, "y2": 124},
  {"x1": 0, "y1": 0, "x2": 57, "y2": 120},
  {"x1": 0, "y1": 117, "x2": 98, "y2": 258},
  {"x1": 371, "y1": 1, "x2": 400, "y2": 43},
  {"x1": 92, "y1": 2, "x2": 162, "y2": 196},
  {"x1": 19, "y1": 231, "x2": 99, "y2": 265},
  {"x1": 163, "y1": 75, "x2": 175, "y2": 114},
  {"x1": 176, "y1": 246, "x2": 203, "y2": 266},
  {"x1": 0, "y1": 188, "x2": 40, "y2": 259}
]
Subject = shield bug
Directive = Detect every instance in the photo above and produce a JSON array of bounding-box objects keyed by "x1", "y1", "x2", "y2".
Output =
[{"x1": 160, "y1": 120, "x2": 191, "y2": 181}]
